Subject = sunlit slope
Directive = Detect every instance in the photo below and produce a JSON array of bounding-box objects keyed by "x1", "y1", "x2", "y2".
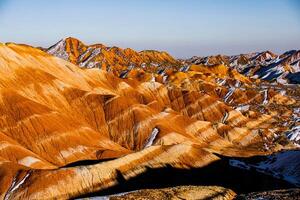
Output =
[
  {"x1": 0, "y1": 43, "x2": 298, "y2": 199},
  {"x1": 47, "y1": 37, "x2": 180, "y2": 74}
]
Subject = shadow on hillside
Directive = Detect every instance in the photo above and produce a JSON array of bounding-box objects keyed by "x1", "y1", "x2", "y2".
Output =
[{"x1": 74, "y1": 157, "x2": 295, "y2": 199}]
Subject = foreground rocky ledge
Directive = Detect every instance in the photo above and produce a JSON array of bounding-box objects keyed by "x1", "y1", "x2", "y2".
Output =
[
  {"x1": 83, "y1": 187, "x2": 300, "y2": 200},
  {"x1": 236, "y1": 188, "x2": 300, "y2": 200},
  {"x1": 85, "y1": 186, "x2": 236, "y2": 200}
]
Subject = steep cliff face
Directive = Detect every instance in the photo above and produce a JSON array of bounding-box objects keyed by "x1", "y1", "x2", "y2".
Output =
[{"x1": 0, "y1": 42, "x2": 299, "y2": 199}]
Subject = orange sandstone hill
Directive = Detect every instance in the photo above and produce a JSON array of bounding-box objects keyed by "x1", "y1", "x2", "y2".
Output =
[
  {"x1": 47, "y1": 37, "x2": 180, "y2": 75},
  {"x1": 0, "y1": 41, "x2": 299, "y2": 199}
]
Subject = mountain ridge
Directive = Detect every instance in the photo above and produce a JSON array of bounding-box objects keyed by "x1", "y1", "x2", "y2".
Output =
[{"x1": 46, "y1": 37, "x2": 300, "y2": 84}]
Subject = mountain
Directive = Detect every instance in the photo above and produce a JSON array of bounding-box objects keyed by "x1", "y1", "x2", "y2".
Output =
[
  {"x1": 185, "y1": 50, "x2": 300, "y2": 84},
  {"x1": 0, "y1": 40, "x2": 299, "y2": 199},
  {"x1": 47, "y1": 38, "x2": 300, "y2": 85},
  {"x1": 47, "y1": 37, "x2": 180, "y2": 76}
]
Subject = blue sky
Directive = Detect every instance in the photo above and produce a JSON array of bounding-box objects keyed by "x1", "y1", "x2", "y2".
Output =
[{"x1": 0, "y1": 0, "x2": 299, "y2": 58}]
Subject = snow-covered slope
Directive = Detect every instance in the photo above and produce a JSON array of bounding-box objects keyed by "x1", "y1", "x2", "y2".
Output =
[
  {"x1": 230, "y1": 150, "x2": 300, "y2": 186},
  {"x1": 185, "y1": 50, "x2": 300, "y2": 84}
]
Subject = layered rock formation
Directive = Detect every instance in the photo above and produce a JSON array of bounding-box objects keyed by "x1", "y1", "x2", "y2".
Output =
[
  {"x1": 0, "y1": 40, "x2": 299, "y2": 199},
  {"x1": 185, "y1": 50, "x2": 300, "y2": 84},
  {"x1": 47, "y1": 37, "x2": 180, "y2": 76}
]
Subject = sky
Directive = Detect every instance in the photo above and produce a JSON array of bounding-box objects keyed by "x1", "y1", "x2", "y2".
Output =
[{"x1": 0, "y1": 0, "x2": 299, "y2": 58}]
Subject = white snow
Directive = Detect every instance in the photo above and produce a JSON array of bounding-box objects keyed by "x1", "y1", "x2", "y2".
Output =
[
  {"x1": 216, "y1": 78, "x2": 226, "y2": 86},
  {"x1": 150, "y1": 62, "x2": 159, "y2": 67},
  {"x1": 291, "y1": 61, "x2": 300, "y2": 72},
  {"x1": 141, "y1": 63, "x2": 146, "y2": 69},
  {"x1": 286, "y1": 126, "x2": 300, "y2": 143},
  {"x1": 162, "y1": 75, "x2": 168, "y2": 83},
  {"x1": 86, "y1": 61, "x2": 100, "y2": 68},
  {"x1": 265, "y1": 52, "x2": 273, "y2": 60},
  {"x1": 276, "y1": 73, "x2": 288, "y2": 84},
  {"x1": 78, "y1": 47, "x2": 93, "y2": 62},
  {"x1": 279, "y1": 90, "x2": 287, "y2": 96},
  {"x1": 221, "y1": 111, "x2": 229, "y2": 123},
  {"x1": 229, "y1": 159, "x2": 250, "y2": 170},
  {"x1": 150, "y1": 73, "x2": 155, "y2": 82},
  {"x1": 60, "y1": 145, "x2": 86, "y2": 158},
  {"x1": 5, "y1": 171, "x2": 32, "y2": 199},
  {"x1": 251, "y1": 75, "x2": 259, "y2": 79},
  {"x1": 261, "y1": 72, "x2": 272, "y2": 79},
  {"x1": 235, "y1": 105, "x2": 250, "y2": 112},
  {"x1": 144, "y1": 128, "x2": 159, "y2": 148},
  {"x1": 255, "y1": 151, "x2": 300, "y2": 185},
  {"x1": 294, "y1": 108, "x2": 300, "y2": 114},
  {"x1": 47, "y1": 39, "x2": 69, "y2": 61},
  {"x1": 223, "y1": 87, "x2": 235, "y2": 103},
  {"x1": 235, "y1": 80, "x2": 241, "y2": 88},
  {"x1": 262, "y1": 89, "x2": 268, "y2": 105},
  {"x1": 285, "y1": 108, "x2": 300, "y2": 145},
  {"x1": 79, "y1": 48, "x2": 101, "y2": 68},
  {"x1": 179, "y1": 65, "x2": 190, "y2": 72},
  {"x1": 230, "y1": 150, "x2": 300, "y2": 186},
  {"x1": 128, "y1": 65, "x2": 135, "y2": 70},
  {"x1": 18, "y1": 156, "x2": 41, "y2": 167}
]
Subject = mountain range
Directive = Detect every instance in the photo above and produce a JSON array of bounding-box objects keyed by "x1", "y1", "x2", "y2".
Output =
[
  {"x1": 0, "y1": 38, "x2": 299, "y2": 199},
  {"x1": 185, "y1": 50, "x2": 300, "y2": 84},
  {"x1": 47, "y1": 37, "x2": 300, "y2": 84}
]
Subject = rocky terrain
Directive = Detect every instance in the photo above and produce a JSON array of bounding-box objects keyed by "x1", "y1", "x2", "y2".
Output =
[
  {"x1": 90, "y1": 186, "x2": 236, "y2": 200},
  {"x1": 236, "y1": 188, "x2": 300, "y2": 200},
  {"x1": 0, "y1": 38, "x2": 298, "y2": 199},
  {"x1": 47, "y1": 37, "x2": 180, "y2": 77},
  {"x1": 184, "y1": 50, "x2": 300, "y2": 84}
]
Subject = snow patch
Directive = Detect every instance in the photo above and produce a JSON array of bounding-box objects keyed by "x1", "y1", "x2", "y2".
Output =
[
  {"x1": 229, "y1": 159, "x2": 250, "y2": 170},
  {"x1": 150, "y1": 73, "x2": 155, "y2": 82},
  {"x1": 235, "y1": 80, "x2": 241, "y2": 88},
  {"x1": 179, "y1": 65, "x2": 190, "y2": 72},
  {"x1": 162, "y1": 75, "x2": 168, "y2": 83},
  {"x1": 47, "y1": 39, "x2": 69, "y2": 61},
  {"x1": 286, "y1": 126, "x2": 300, "y2": 145},
  {"x1": 235, "y1": 105, "x2": 250, "y2": 112},
  {"x1": 4, "y1": 171, "x2": 32, "y2": 200},
  {"x1": 230, "y1": 150, "x2": 300, "y2": 186},
  {"x1": 224, "y1": 87, "x2": 235, "y2": 103},
  {"x1": 60, "y1": 145, "x2": 86, "y2": 158},
  {"x1": 144, "y1": 128, "x2": 159, "y2": 148},
  {"x1": 216, "y1": 78, "x2": 226, "y2": 86},
  {"x1": 262, "y1": 89, "x2": 268, "y2": 105},
  {"x1": 18, "y1": 156, "x2": 41, "y2": 167},
  {"x1": 79, "y1": 48, "x2": 101, "y2": 68},
  {"x1": 221, "y1": 111, "x2": 229, "y2": 123}
]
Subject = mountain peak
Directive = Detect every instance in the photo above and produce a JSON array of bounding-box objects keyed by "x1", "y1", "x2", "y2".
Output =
[
  {"x1": 46, "y1": 38, "x2": 180, "y2": 71},
  {"x1": 63, "y1": 36, "x2": 83, "y2": 43}
]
